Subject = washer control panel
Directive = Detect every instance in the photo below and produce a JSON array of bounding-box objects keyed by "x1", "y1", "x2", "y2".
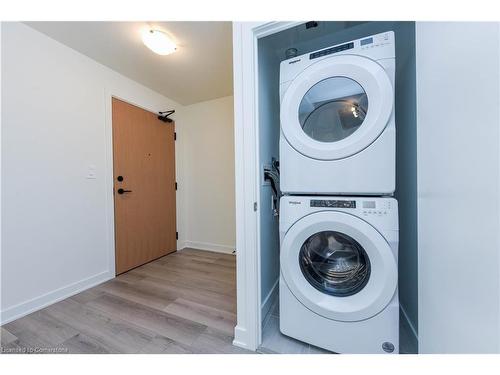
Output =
[{"x1": 310, "y1": 199, "x2": 356, "y2": 208}]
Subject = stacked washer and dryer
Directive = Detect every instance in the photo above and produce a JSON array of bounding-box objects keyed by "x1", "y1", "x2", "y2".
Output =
[{"x1": 278, "y1": 31, "x2": 399, "y2": 354}]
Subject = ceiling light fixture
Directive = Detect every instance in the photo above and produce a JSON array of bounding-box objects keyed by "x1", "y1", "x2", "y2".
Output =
[{"x1": 141, "y1": 28, "x2": 177, "y2": 56}]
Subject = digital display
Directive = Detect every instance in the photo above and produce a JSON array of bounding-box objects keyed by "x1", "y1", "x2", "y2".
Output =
[
  {"x1": 310, "y1": 200, "x2": 356, "y2": 208},
  {"x1": 362, "y1": 201, "x2": 376, "y2": 209},
  {"x1": 360, "y1": 37, "x2": 373, "y2": 46}
]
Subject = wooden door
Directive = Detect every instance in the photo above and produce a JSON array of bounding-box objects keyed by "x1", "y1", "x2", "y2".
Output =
[{"x1": 112, "y1": 98, "x2": 177, "y2": 275}]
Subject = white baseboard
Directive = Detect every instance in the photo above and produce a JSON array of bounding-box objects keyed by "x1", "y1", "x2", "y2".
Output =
[
  {"x1": 0, "y1": 271, "x2": 112, "y2": 325},
  {"x1": 182, "y1": 240, "x2": 235, "y2": 255},
  {"x1": 233, "y1": 325, "x2": 253, "y2": 350},
  {"x1": 261, "y1": 278, "x2": 279, "y2": 323}
]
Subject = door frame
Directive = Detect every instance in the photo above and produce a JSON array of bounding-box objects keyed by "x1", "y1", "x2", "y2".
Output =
[
  {"x1": 232, "y1": 21, "x2": 302, "y2": 351},
  {"x1": 103, "y1": 89, "x2": 178, "y2": 279}
]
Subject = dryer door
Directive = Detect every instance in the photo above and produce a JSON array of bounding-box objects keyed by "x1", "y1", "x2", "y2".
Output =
[
  {"x1": 280, "y1": 54, "x2": 393, "y2": 161},
  {"x1": 281, "y1": 211, "x2": 397, "y2": 322}
]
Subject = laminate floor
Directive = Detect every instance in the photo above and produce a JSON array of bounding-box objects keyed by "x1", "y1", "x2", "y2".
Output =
[{"x1": 0, "y1": 248, "x2": 250, "y2": 354}]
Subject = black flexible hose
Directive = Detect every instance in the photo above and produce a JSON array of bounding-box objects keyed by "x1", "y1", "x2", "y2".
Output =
[{"x1": 264, "y1": 171, "x2": 278, "y2": 197}]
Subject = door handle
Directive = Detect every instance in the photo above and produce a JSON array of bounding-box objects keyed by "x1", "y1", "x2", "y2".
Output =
[{"x1": 117, "y1": 188, "x2": 132, "y2": 194}]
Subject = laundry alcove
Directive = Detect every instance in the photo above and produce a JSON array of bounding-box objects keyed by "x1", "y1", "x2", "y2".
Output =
[{"x1": 254, "y1": 21, "x2": 417, "y2": 354}]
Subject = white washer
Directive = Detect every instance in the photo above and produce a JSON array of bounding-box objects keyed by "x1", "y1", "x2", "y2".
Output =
[
  {"x1": 279, "y1": 196, "x2": 399, "y2": 354},
  {"x1": 280, "y1": 31, "x2": 395, "y2": 195}
]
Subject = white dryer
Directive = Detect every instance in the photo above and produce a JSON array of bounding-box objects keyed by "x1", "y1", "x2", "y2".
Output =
[
  {"x1": 279, "y1": 196, "x2": 399, "y2": 354},
  {"x1": 280, "y1": 31, "x2": 395, "y2": 195}
]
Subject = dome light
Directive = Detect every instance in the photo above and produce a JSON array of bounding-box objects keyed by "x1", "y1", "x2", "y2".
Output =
[{"x1": 141, "y1": 29, "x2": 177, "y2": 56}]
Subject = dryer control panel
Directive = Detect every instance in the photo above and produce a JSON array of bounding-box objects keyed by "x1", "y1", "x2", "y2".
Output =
[
  {"x1": 280, "y1": 31, "x2": 395, "y2": 85},
  {"x1": 307, "y1": 32, "x2": 392, "y2": 61},
  {"x1": 359, "y1": 32, "x2": 392, "y2": 51},
  {"x1": 309, "y1": 42, "x2": 354, "y2": 60},
  {"x1": 310, "y1": 199, "x2": 356, "y2": 208}
]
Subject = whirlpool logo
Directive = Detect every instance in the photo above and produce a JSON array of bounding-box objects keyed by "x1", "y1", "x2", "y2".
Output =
[
  {"x1": 288, "y1": 201, "x2": 302, "y2": 205},
  {"x1": 288, "y1": 59, "x2": 301, "y2": 64}
]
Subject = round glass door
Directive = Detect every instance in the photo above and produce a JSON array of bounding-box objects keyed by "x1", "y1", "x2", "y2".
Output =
[
  {"x1": 299, "y1": 230, "x2": 370, "y2": 297},
  {"x1": 280, "y1": 210, "x2": 398, "y2": 321},
  {"x1": 298, "y1": 77, "x2": 368, "y2": 143},
  {"x1": 280, "y1": 54, "x2": 394, "y2": 161}
]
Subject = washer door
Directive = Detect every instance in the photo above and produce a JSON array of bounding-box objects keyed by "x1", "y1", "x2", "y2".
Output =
[
  {"x1": 280, "y1": 54, "x2": 393, "y2": 161},
  {"x1": 281, "y1": 211, "x2": 397, "y2": 322}
]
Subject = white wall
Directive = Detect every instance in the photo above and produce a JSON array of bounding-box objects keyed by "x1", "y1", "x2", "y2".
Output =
[
  {"x1": 416, "y1": 22, "x2": 500, "y2": 353},
  {"x1": 256, "y1": 38, "x2": 281, "y2": 321},
  {"x1": 0, "y1": 22, "x2": 183, "y2": 324},
  {"x1": 177, "y1": 96, "x2": 236, "y2": 253}
]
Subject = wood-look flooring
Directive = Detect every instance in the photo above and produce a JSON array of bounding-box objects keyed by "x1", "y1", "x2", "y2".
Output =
[{"x1": 0, "y1": 248, "x2": 250, "y2": 354}]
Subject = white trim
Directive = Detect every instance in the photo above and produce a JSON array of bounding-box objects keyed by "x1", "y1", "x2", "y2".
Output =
[
  {"x1": 261, "y1": 278, "x2": 279, "y2": 324},
  {"x1": 182, "y1": 241, "x2": 235, "y2": 255},
  {"x1": 0, "y1": 271, "x2": 111, "y2": 325},
  {"x1": 498, "y1": 21, "x2": 500, "y2": 353},
  {"x1": 0, "y1": 24, "x2": 3, "y2": 325},
  {"x1": 232, "y1": 21, "x2": 301, "y2": 351},
  {"x1": 177, "y1": 241, "x2": 187, "y2": 251},
  {"x1": 104, "y1": 88, "x2": 117, "y2": 279},
  {"x1": 232, "y1": 21, "x2": 258, "y2": 351},
  {"x1": 232, "y1": 326, "x2": 252, "y2": 350}
]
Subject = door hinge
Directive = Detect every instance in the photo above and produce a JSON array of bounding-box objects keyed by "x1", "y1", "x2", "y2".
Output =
[
  {"x1": 174, "y1": 132, "x2": 177, "y2": 141},
  {"x1": 176, "y1": 231, "x2": 179, "y2": 240},
  {"x1": 175, "y1": 182, "x2": 178, "y2": 190},
  {"x1": 253, "y1": 202, "x2": 258, "y2": 212}
]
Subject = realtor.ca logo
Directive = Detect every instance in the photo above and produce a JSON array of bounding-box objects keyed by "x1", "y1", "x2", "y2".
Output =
[{"x1": 289, "y1": 201, "x2": 301, "y2": 205}]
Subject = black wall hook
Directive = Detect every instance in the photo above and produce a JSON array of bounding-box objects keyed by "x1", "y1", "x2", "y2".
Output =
[{"x1": 158, "y1": 110, "x2": 175, "y2": 123}]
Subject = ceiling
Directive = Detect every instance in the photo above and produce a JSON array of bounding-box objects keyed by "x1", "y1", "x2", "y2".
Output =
[{"x1": 25, "y1": 22, "x2": 233, "y2": 105}]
